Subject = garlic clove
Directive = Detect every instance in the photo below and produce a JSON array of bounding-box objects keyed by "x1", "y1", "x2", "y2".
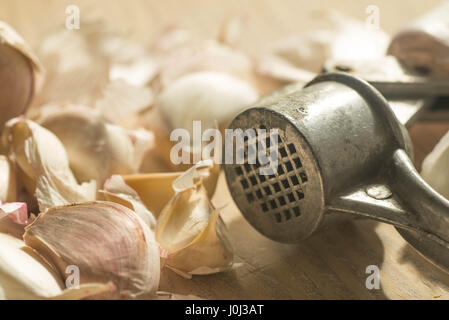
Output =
[
  {"x1": 421, "y1": 130, "x2": 449, "y2": 199},
  {"x1": 122, "y1": 160, "x2": 219, "y2": 217},
  {"x1": 0, "y1": 21, "x2": 42, "y2": 130},
  {"x1": 24, "y1": 201, "x2": 160, "y2": 299},
  {"x1": 102, "y1": 175, "x2": 157, "y2": 229},
  {"x1": 155, "y1": 161, "x2": 233, "y2": 278},
  {"x1": 158, "y1": 71, "x2": 258, "y2": 135},
  {"x1": 1, "y1": 118, "x2": 96, "y2": 211},
  {"x1": 0, "y1": 155, "x2": 17, "y2": 203},
  {"x1": 0, "y1": 233, "x2": 112, "y2": 300},
  {"x1": 38, "y1": 106, "x2": 153, "y2": 186}
]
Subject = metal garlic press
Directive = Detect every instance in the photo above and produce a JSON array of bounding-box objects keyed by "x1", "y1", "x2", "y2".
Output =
[{"x1": 224, "y1": 72, "x2": 449, "y2": 271}]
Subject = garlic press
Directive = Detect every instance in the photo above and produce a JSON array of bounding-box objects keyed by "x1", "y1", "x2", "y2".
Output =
[{"x1": 224, "y1": 72, "x2": 449, "y2": 271}]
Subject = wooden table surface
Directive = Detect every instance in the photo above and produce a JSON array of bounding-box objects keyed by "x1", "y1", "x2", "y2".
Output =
[{"x1": 2, "y1": 0, "x2": 449, "y2": 299}]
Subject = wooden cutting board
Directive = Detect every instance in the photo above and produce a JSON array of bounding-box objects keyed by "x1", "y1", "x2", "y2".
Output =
[{"x1": 2, "y1": 0, "x2": 449, "y2": 300}]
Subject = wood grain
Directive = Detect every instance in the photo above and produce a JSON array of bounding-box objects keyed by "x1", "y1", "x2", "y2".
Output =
[{"x1": 1, "y1": 0, "x2": 449, "y2": 300}]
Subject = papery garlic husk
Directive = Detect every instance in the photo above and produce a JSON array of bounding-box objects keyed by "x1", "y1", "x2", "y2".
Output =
[
  {"x1": 0, "y1": 202, "x2": 29, "y2": 239},
  {"x1": 0, "y1": 21, "x2": 42, "y2": 130},
  {"x1": 102, "y1": 175, "x2": 157, "y2": 229},
  {"x1": 156, "y1": 165, "x2": 233, "y2": 278},
  {"x1": 1, "y1": 118, "x2": 96, "y2": 211},
  {"x1": 388, "y1": 1, "x2": 449, "y2": 79},
  {"x1": 31, "y1": 19, "x2": 110, "y2": 107},
  {"x1": 153, "y1": 40, "x2": 254, "y2": 91},
  {"x1": 121, "y1": 160, "x2": 220, "y2": 217},
  {"x1": 0, "y1": 232, "x2": 114, "y2": 300},
  {"x1": 24, "y1": 201, "x2": 160, "y2": 299},
  {"x1": 421, "y1": 130, "x2": 449, "y2": 199},
  {"x1": 257, "y1": 10, "x2": 389, "y2": 82},
  {"x1": 94, "y1": 79, "x2": 154, "y2": 125},
  {"x1": 0, "y1": 155, "x2": 17, "y2": 203},
  {"x1": 37, "y1": 105, "x2": 153, "y2": 186}
]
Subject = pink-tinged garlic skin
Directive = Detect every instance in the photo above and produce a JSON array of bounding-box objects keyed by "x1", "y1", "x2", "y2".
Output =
[
  {"x1": 0, "y1": 43, "x2": 34, "y2": 129},
  {"x1": 24, "y1": 201, "x2": 160, "y2": 299}
]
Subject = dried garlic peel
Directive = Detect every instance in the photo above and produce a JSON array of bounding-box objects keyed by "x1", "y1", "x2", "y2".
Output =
[
  {"x1": 39, "y1": 106, "x2": 153, "y2": 186},
  {"x1": 156, "y1": 161, "x2": 233, "y2": 278},
  {"x1": 2, "y1": 118, "x2": 96, "y2": 211},
  {"x1": 24, "y1": 201, "x2": 160, "y2": 299},
  {"x1": 102, "y1": 175, "x2": 157, "y2": 229},
  {"x1": 0, "y1": 233, "x2": 112, "y2": 300},
  {"x1": 122, "y1": 160, "x2": 219, "y2": 217},
  {"x1": 422, "y1": 130, "x2": 449, "y2": 199}
]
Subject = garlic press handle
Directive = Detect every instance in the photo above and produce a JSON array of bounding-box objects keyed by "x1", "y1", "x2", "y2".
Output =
[{"x1": 328, "y1": 149, "x2": 449, "y2": 270}]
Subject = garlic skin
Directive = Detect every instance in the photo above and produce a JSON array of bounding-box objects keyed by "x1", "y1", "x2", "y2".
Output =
[
  {"x1": 24, "y1": 201, "x2": 161, "y2": 299},
  {"x1": 257, "y1": 10, "x2": 389, "y2": 82},
  {"x1": 156, "y1": 161, "x2": 233, "y2": 278},
  {"x1": 0, "y1": 233, "x2": 113, "y2": 300},
  {"x1": 38, "y1": 106, "x2": 153, "y2": 186},
  {"x1": 121, "y1": 160, "x2": 219, "y2": 217},
  {"x1": 1, "y1": 118, "x2": 96, "y2": 211},
  {"x1": 0, "y1": 21, "x2": 42, "y2": 130},
  {"x1": 0, "y1": 155, "x2": 17, "y2": 203},
  {"x1": 158, "y1": 71, "x2": 258, "y2": 134},
  {"x1": 421, "y1": 130, "x2": 449, "y2": 199},
  {"x1": 102, "y1": 175, "x2": 157, "y2": 229}
]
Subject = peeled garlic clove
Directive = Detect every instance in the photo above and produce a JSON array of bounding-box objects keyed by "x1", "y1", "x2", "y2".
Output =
[
  {"x1": 122, "y1": 160, "x2": 219, "y2": 217},
  {"x1": 158, "y1": 71, "x2": 258, "y2": 134},
  {"x1": 102, "y1": 175, "x2": 156, "y2": 229},
  {"x1": 1, "y1": 118, "x2": 96, "y2": 211},
  {"x1": 0, "y1": 233, "x2": 112, "y2": 300},
  {"x1": 156, "y1": 162, "x2": 233, "y2": 277},
  {"x1": 0, "y1": 155, "x2": 17, "y2": 203},
  {"x1": 421, "y1": 130, "x2": 449, "y2": 199},
  {"x1": 38, "y1": 106, "x2": 153, "y2": 186},
  {"x1": 24, "y1": 201, "x2": 160, "y2": 299},
  {"x1": 0, "y1": 21, "x2": 41, "y2": 130}
]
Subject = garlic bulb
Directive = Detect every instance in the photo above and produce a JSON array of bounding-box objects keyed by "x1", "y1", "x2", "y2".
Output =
[
  {"x1": 156, "y1": 162, "x2": 233, "y2": 278},
  {"x1": 38, "y1": 106, "x2": 153, "y2": 186},
  {"x1": 158, "y1": 71, "x2": 258, "y2": 134},
  {"x1": 0, "y1": 21, "x2": 42, "y2": 130},
  {"x1": 0, "y1": 155, "x2": 17, "y2": 203},
  {"x1": 120, "y1": 160, "x2": 219, "y2": 217},
  {"x1": 1, "y1": 118, "x2": 96, "y2": 211},
  {"x1": 24, "y1": 201, "x2": 160, "y2": 299},
  {"x1": 0, "y1": 233, "x2": 113, "y2": 300},
  {"x1": 421, "y1": 130, "x2": 449, "y2": 199}
]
